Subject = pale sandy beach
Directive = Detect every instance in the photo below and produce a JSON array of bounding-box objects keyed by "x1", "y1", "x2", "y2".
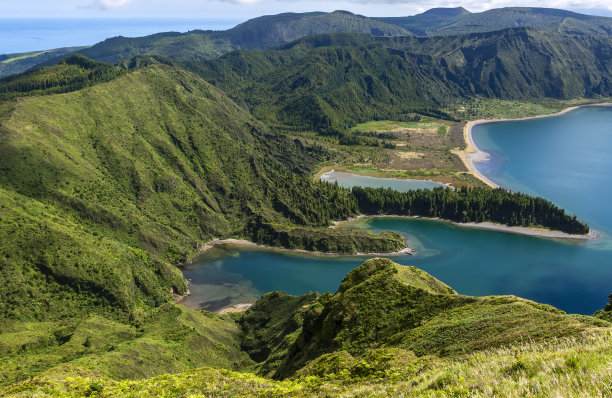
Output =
[
  {"x1": 333, "y1": 214, "x2": 598, "y2": 240},
  {"x1": 457, "y1": 103, "x2": 612, "y2": 188}
]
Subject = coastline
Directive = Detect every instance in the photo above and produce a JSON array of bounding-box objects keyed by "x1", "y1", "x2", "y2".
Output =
[
  {"x1": 187, "y1": 237, "x2": 415, "y2": 261},
  {"x1": 457, "y1": 103, "x2": 612, "y2": 189},
  {"x1": 333, "y1": 214, "x2": 599, "y2": 241}
]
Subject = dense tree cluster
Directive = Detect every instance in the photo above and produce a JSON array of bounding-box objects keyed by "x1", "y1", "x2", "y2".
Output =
[
  {"x1": 269, "y1": 174, "x2": 359, "y2": 226},
  {"x1": 352, "y1": 186, "x2": 589, "y2": 234},
  {"x1": 0, "y1": 54, "x2": 124, "y2": 100}
]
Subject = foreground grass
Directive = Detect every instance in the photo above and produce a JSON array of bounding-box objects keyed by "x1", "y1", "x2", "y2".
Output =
[{"x1": 4, "y1": 330, "x2": 610, "y2": 397}]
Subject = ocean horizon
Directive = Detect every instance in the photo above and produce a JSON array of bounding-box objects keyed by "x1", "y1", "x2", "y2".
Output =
[{"x1": 0, "y1": 18, "x2": 244, "y2": 55}]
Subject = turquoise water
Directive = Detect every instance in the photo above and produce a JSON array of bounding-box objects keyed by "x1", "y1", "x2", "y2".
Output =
[
  {"x1": 472, "y1": 106, "x2": 612, "y2": 235},
  {"x1": 183, "y1": 106, "x2": 612, "y2": 314},
  {"x1": 0, "y1": 19, "x2": 243, "y2": 54},
  {"x1": 320, "y1": 170, "x2": 448, "y2": 191}
]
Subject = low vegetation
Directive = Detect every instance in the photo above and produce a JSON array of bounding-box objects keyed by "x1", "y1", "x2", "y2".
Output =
[{"x1": 2, "y1": 258, "x2": 610, "y2": 397}]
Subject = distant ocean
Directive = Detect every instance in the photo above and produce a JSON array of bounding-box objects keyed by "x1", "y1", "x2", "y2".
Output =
[{"x1": 0, "y1": 18, "x2": 244, "y2": 55}]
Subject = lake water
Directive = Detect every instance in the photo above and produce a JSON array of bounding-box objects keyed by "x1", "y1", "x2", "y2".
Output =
[
  {"x1": 183, "y1": 106, "x2": 612, "y2": 315},
  {"x1": 0, "y1": 19, "x2": 243, "y2": 55},
  {"x1": 320, "y1": 170, "x2": 449, "y2": 191}
]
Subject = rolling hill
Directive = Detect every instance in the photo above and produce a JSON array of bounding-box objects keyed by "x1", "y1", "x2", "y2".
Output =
[
  {"x1": 75, "y1": 11, "x2": 409, "y2": 66},
  {"x1": 2, "y1": 258, "x2": 609, "y2": 396}
]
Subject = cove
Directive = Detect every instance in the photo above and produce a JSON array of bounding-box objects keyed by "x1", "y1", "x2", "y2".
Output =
[{"x1": 183, "y1": 106, "x2": 612, "y2": 315}]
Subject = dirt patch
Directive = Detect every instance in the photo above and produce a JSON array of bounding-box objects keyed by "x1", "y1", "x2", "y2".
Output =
[{"x1": 396, "y1": 151, "x2": 424, "y2": 159}]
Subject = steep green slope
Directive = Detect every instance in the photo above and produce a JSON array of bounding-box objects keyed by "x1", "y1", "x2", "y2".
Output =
[
  {"x1": 380, "y1": 28, "x2": 612, "y2": 98},
  {"x1": 379, "y1": 7, "x2": 612, "y2": 36},
  {"x1": 2, "y1": 259, "x2": 609, "y2": 397},
  {"x1": 0, "y1": 54, "x2": 124, "y2": 100},
  {"x1": 0, "y1": 61, "x2": 403, "y2": 323},
  {"x1": 0, "y1": 304, "x2": 253, "y2": 387},
  {"x1": 186, "y1": 29, "x2": 612, "y2": 133},
  {"x1": 76, "y1": 11, "x2": 408, "y2": 66},
  {"x1": 271, "y1": 258, "x2": 598, "y2": 378}
]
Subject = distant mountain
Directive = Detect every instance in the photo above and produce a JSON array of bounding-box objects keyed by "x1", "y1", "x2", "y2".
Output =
[
  {"x1": 0, "y1": 47, "x2": 87, "y2": 79},
  {"x1": 378, "y1": 7, "x2": 612, "y2": 36},
  {"x1": 5, "y1": 7, "x2": 612, "y2": 79},
  {"x1": 185, "y1": 28, "x2": 612, "y2": 132},
  {"x1": 379, "y1": 7, "x2": 471, "y2": 36},
  {"x1": 0, "y1": 58, "x2": 405, "y2": 322},
  {"x1": 76, "y1": 11, "x2": 409, "y2": 65}
]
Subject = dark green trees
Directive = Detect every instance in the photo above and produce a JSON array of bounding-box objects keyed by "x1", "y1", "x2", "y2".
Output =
[{"x1": 352, "y1": 186, "x2": 589, "y2": 234}]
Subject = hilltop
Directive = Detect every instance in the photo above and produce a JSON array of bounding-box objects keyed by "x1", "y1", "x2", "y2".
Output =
[
  {"x1": 64, "y1": 11, "x2": 408, "y2": 66},
  {"x1": 4, "y1": 7, "x2": 612, "y2": 78},
  {"x1": 2, "y1": 258, "x2": 610, "y2": 396}
]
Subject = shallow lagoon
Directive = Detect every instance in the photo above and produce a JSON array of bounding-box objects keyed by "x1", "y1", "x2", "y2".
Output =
[
  {"x1": 183, "y1": 106, "x2": 612, "y2": 315},
  {"x1": 320, "y1": 170, "x2": 448, "y2": 191}
]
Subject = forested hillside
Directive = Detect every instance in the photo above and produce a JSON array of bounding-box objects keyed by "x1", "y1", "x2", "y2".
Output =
[
  {"x1": 0, "y1": 47, "x2": 87, "y2": 79},
  {"x1": 0, "y1": 59, "x2": 408, "y2": 324},
  {"x1": 75, "y1": 11, "x2": 408, "y2": 66},
  {"x1": 184, "y1": 28, "x2": 612, "y2": 133},
  {"x1": 0, "y1": 54, "x2": 124, "y2": 100}
]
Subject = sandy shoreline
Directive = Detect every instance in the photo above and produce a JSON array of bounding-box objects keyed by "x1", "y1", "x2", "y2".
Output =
[
  {"x1": 189, "y1": 237, "x2": 414, "y2": 260},
  {"x1": 457, "y1": 102, "x2": 612, "y2": 188},
  {"x1": 333, "y1": 214, "x2": 599, "y2": 241}
]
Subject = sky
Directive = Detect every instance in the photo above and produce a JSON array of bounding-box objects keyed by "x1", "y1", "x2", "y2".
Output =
[{"x1": 2, "y1": 0, "x2": 612, "y2": 19}]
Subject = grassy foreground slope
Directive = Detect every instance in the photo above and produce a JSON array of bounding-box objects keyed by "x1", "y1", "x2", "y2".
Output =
[{"x1": 2, "y1": 259, "x2": 610, "y2": 397}]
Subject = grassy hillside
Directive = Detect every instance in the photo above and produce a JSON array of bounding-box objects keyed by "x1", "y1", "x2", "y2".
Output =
[
  {"x1": 0, "y1": 60, "x2": 405, "y2": 324},
  {"x1": 0, "y1": 304, "x2": 254, "y2": 387},
  {"x1": 269, "y1": 258, "x2": 603, "y2": 378},
  {"x1": 2, "y1": 259, "x2": 609, "y2": 396}
]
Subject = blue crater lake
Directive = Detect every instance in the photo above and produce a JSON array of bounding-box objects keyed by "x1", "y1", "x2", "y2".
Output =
[{"x1": 183, "y1": 106, "x2": 612, "y2": 315}]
